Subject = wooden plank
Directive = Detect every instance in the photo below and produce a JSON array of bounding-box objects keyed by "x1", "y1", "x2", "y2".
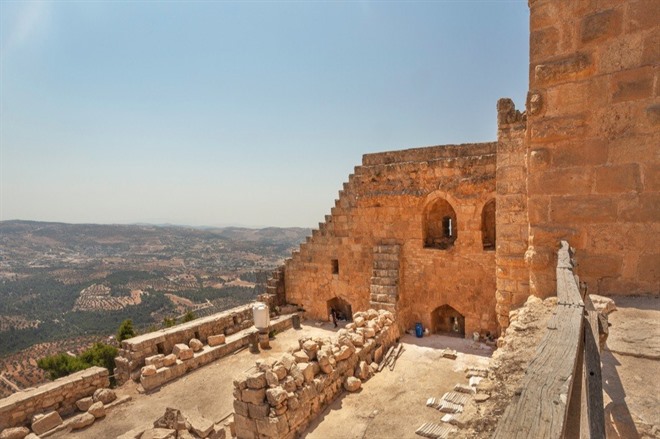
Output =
[
  {"x1": 581, "y1": 297, "x2": 605, "y2": 439},
  {"x1": 494, "y1": 240, "x2": 587, "y2": 439}
]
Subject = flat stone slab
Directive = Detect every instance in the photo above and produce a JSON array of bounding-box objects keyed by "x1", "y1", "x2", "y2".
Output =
[
  {"x1": 605, "y1": 296, "x2": 660, "y2": 360},
  {"x1": 415, "y1": 422, "x2": 456, "y2": 439}
]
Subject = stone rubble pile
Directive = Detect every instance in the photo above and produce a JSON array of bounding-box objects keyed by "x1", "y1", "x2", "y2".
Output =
[
  {"x1": 232, "y1": 309, "x2": 399, "y2": 439},
  {"x1": 117, "y1": 407, "x2": 227, "y2": 439}
]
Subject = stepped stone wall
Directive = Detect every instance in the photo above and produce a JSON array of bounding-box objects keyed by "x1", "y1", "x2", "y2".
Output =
[
  {"x1": 0, "y1": 367, "x2": 109, "y2": 430},
  {"x1": 282, "y1": 142, "x2": 499, "y2": 337},
  {"x1": 232, "y1": 309, "x2": 399, "y2": 439}
]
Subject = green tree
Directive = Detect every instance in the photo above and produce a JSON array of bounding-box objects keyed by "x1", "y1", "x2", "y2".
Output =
[
  {"x1": 79, "y1": 343, "x2": 118, "y2": 373},
  {"x1": 37, "y1": 353, "x2": 88, "y2": 380},
  {"x1": 181, "y1": 311, "x2": 196, "y2": 323},
  {"x1": 163, "y1": 317, "x2": 176, "y2": 328},
  {"x1": 117, "y1": 319, "x2": 136, "y2": 342}
]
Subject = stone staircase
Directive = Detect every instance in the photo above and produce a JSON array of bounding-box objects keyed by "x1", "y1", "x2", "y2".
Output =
[{"x1": 369, "y1": 242, "x2": 400, "y2": 314}]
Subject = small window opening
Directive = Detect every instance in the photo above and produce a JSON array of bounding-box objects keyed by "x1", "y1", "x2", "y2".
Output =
[
  {"x1": 424, "y1": 198, "x2": 457, "y2": 250},
  {"x1": 481, "y1": 199, "x2": 496, "y2": 251},
  {"x1": 194, "y1": 331, "x2": 200, "y2": 340},
  {"x1": 156, "y1": 342, "x2": 165, "y2": 355},
  {"x1": 331, "y1": 259, "x2": 339, "y2": 275}
]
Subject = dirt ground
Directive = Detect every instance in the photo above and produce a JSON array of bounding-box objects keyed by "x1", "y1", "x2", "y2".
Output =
[{"x1": 302, "y1": 334, "x2": 492, "y2": 439}]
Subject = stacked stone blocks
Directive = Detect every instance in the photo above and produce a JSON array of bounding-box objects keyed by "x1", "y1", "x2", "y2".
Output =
[
  {"x1": 115, "y1": 304, "x2": 255, "y2": 384},
  {"x1": 0, "y1": 367, "x2": 109, "y2": 430},
  {"x1": 232, "y1": 309, "x2": 399, "y2": 439}
]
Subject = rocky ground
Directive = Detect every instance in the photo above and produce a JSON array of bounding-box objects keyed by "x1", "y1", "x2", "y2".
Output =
[{"x1": 45, "y1": 295, "x2": 659, "y2": 439}]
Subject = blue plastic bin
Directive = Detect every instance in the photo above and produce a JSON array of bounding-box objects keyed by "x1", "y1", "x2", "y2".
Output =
[{"x1": 415, "y1": 322, "x2": 424, "y2": 338}]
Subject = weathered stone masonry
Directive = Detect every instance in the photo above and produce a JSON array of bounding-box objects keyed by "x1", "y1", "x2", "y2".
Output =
[
  {"x1": 262, "y1": 0, "x2": 659, "y2": 334},
  {"x1": 280, "y1": 143, "x2": 499, "y2": 338},
  {"x1": 0, "y1": 367, "x2": 109, "y2": 430}
]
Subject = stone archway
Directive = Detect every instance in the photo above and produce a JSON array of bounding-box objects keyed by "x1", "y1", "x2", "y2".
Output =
[
  {"x1": 327, "y1": 297, "x2": 353, "y2": 322},
  {"x1": 431, "y1": 304, "x2": 465, "y2": 337}
]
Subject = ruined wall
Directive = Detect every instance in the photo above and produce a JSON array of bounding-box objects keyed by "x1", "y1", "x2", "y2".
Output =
[
  {"x1": 115, "y1": 305, "x2": 255, "y2": 383},
  {"x1": 495, "y1": 99, "x2": 530, "y2": 329},
  {"x1": 232, "y1": 309, "x2": 399, "y2": 439},
  {"x1": 0, "y1": 367, "x2": 109, "y2": 429},
  {"x1": 285, "y1": 143, "x2": 499, "y2": 337},
  {"x1": 524, "y1": 0, "x2": 659, "y2": 297}
]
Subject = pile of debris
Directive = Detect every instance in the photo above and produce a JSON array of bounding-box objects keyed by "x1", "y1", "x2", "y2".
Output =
[{"x1": 117, "y1": 407, "x2": 228, "y2": 439}]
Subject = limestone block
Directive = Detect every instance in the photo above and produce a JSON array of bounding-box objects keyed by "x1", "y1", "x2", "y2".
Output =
[
  {"x1": 31, "y1": 411, "x2": 63, "y2": 435},
  {"x1": 177, "y1": 430, "x2": 196, "y2": 439},
  {"x1": 93, "y1": 388, "x2": 116, "y2": 404},
  {"x1": 265, "y1": 370, "x2": 279, "y2": 387},
  {"x1": 233, "y1": 414, "x2": 256, "y2": 439},
  {"x1": 153, "y1": 407, "x2": 186, "y2": 430},
  {"x1": 116, "y1": 427, "x2": 146, "y2": 439},
  {"x1": 141, "y1": 365, "x2": 157, "y2": 377},
  {"x1": 356, "y1": 361, "x2": 369, "y2": 381},
  {"x1": 172, "y1": 344, "x2": 193, "y2": 361},
  {"x1": 67, "y1": 412, "x2": 95, "y2": 430},
  {"x1": 233, "y1": 400, "x2": 249, "y2": 417},
  {"x1": 145, "y1": 354, "x2": 165, "y2": 368},
  {"x1": 0, "y1": 427, "x2": 30, "y2": 439},
  {"x1": 344, "y1": 377, "x2": 361, "y2": 392},
  {"x1": 247, "y1": 403, "x2": 269, "y2": 419},
  {"x1": 335, "y1": 345, "x2": 353, "y2": 361},
  {"x1": 87, "y1": 401, "x2": 105, "y2": 418},
  {"x1": 289, "y1": 365, "x2": 305, "y2": 387},
  {"x1": 265, "y1": 386, "x2": 288, "y2": 406},
  {"x1": 246, "y1": 372, "x2": 266, "y2": 390},
  {"x1": 255, "y1": 415, "x2": 288, "y2": 437},
  {"x1": 186, "y1": 411, "x2": 214, "y2": 438},
  {"x1": 282, "y1": 376, "x2": 297, "y2": 393},
  {"x1": 280, "y1": 353, "x2": 296, "y2": 371},
  {"x1": 162, "y1": 354, "x2": 177, "y2": 367},
  {"x1": 241, "y1": 388, "x2": 266, "y2": 405},
  {"x1": 293, "y1": 350, "x2": 309, "y2": 363},
  {"x1": 140, "y1": 428, "x2": 176, "y2": 439},
  {"x1": 302, "y1": 340, "x2": 319, "y2": 360},
  {"x1": 76, "y1": 396, "x2": 94, "y2": 412},
  {"x1": 189, "y1": 338, "x2": 203, "y2": 352},
  {"x1": 298, "y1": 362, "x2": 315, "y2": 383},
  {"x1": 207, "y1": 334, "x2": 226, "y2": 346},
  {"x1": 589, "y1": 294, "x2": 617, "y2": 316}
]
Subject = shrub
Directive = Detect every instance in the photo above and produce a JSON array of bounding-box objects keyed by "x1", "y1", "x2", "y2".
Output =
[{"x1": 117, "y1": 319, "x2": 136, "y2": 342}]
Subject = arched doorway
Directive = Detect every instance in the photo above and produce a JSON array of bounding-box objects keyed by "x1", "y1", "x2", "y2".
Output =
[
  {"x1": 327, "y1": 297, "x2": 353, "y2": 323},
  {"x1": 424, "y1": 198, "x2": 458, "y2": 250},
  {"x1": 431, "y1": 305, "x2": 465, "y2": 337}
]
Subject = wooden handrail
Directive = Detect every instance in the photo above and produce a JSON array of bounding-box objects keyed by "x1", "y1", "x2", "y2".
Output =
[{"x1": 493, "y1": 241, "x2": 605, "y2": 439}]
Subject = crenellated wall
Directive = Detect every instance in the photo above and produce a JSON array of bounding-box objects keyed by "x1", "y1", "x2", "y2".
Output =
[{"x1": 283, "y1": 143, "x2": 499, "y2": 337}]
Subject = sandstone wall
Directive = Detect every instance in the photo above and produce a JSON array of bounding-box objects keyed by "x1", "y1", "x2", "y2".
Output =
[
  {"x1": 0, "y1": 367, "x2": 109, "y2": 429},
  {"x1": 138, "y1": 314, "x2": 297, "y2": 391},
  {"x1": 524, "y1": 0, "x2": 659, "y2": 297},
  {"x1": 232, "y1": 309, "x2": 399, "y2": 439},
  {"x1": 284, "y1": 143, "x2": 499, "y2": 337},
  {"x1": 115, "y1": 304, "x2": 255, "y2": 384}
]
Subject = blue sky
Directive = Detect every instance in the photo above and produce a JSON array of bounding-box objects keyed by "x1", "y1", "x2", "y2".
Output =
[{"x1": 1, "y1": 1, "x2": 529, "y2": 228}]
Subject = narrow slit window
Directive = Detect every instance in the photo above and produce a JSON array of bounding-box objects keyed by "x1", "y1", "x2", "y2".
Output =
[{"x1": 331, "y1": 259, "x2": 339, "y2": 275}]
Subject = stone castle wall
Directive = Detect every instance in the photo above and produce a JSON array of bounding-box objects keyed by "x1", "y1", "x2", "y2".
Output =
[
  {"x1": 0, "y1": 367, "x2": 109, "y2": 430},
  {"x1": 283, "y1": 142, "x2": 499, "y2": 337},
  {"x1": 522, "y1": 0, "x2": 659, "y2": 298},
  {"x1": 115, "y1": 305, "x2": 255, "y2": 384},
  {"x1": 232, "y1": 309, "x2": 400, "y2": 439}
]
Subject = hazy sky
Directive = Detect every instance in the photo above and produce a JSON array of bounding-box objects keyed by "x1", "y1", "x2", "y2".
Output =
[{"x1": 1, "y1": 1, "x2": 529, "y2": 228}]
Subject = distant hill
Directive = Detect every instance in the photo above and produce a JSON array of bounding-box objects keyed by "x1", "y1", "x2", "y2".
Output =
[{"x1": 0, "y1": 220, "x2": 310, "y2": 358}]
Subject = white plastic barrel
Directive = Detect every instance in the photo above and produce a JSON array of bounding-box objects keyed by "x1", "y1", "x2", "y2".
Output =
[{"x1": 253, "y1": 302, "x2": 270, "y2": 331}]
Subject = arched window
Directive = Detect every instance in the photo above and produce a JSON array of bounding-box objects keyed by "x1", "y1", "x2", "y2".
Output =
[
  {"x1": 424, "y1": 198, "x2": 457, "y2": 249},
  {"x1": 482, "y1": 199, "x2": 496, "y2": 250}
]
